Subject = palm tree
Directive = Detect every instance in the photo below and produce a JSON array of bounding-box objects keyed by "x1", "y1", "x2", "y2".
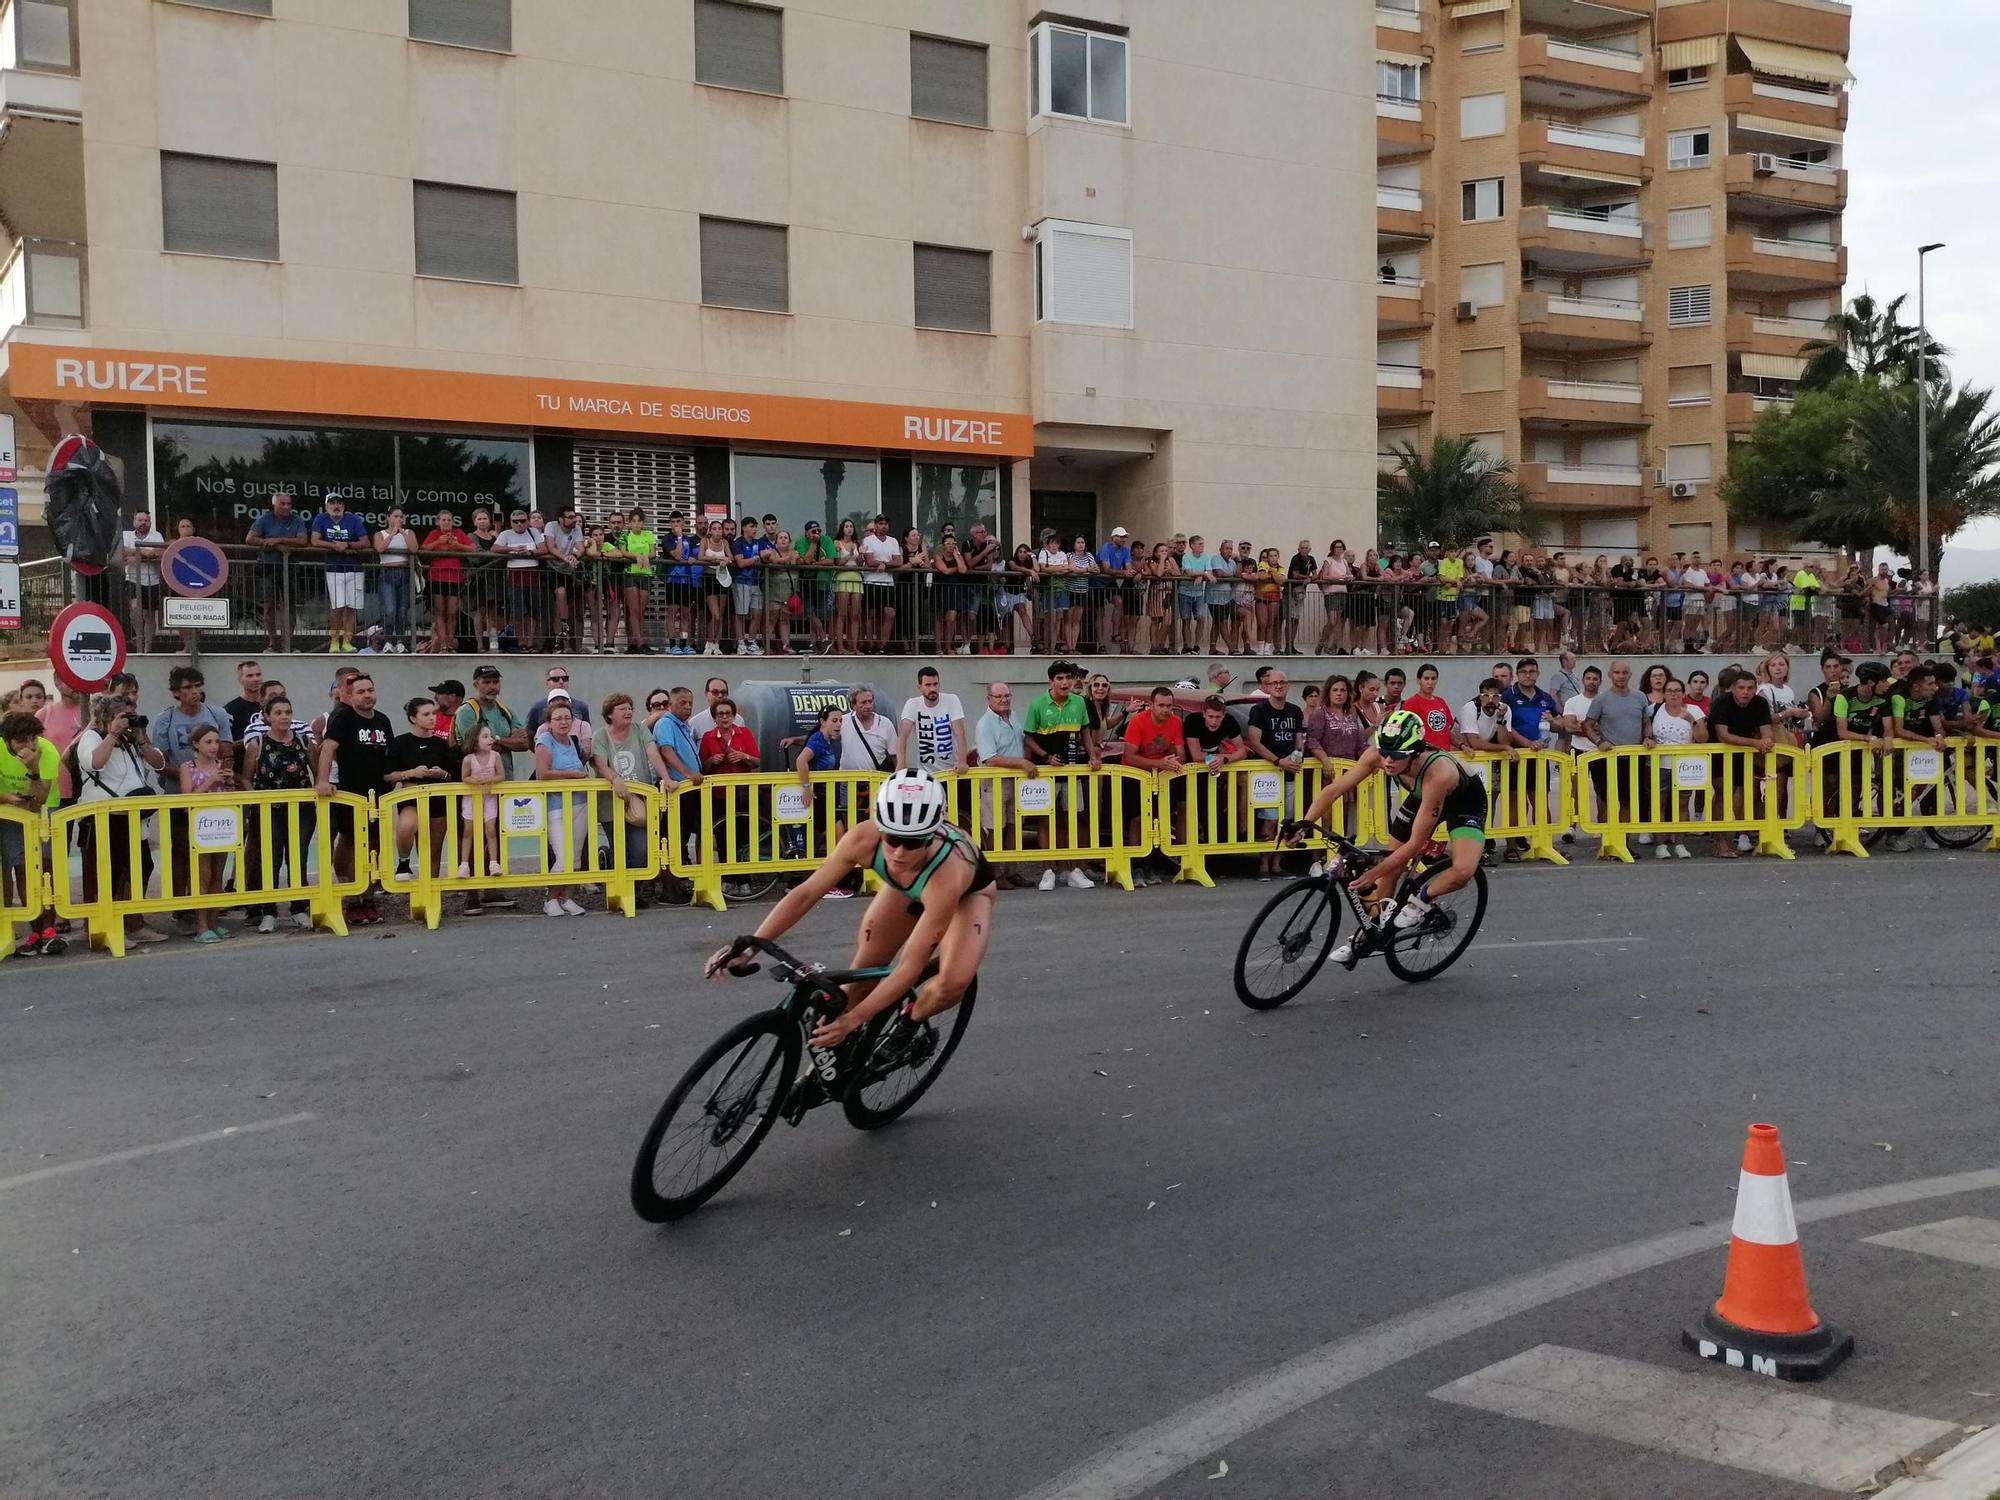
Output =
[
  {"x1": 1800, "y1": 292, "x2": 1948, "y2": 390},
  {"x1": 1376, "y1": 433, "x2": 1529, "y2": 550}
]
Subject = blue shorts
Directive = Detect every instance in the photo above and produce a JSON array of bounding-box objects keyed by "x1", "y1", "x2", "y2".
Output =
[{"x1": 1177, "y1": 594, "x2": 1209, "y2": 621}]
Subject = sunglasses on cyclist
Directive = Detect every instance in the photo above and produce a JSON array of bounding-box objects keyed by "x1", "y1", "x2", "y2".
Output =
[{"x1": 882, "y1": 832, "x2": 933, "y2": 850}]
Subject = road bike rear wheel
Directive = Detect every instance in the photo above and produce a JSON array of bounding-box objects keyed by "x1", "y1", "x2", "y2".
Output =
[
  {"x1": 1233, "y1": 876, "x2": 1342, "y2": 1010},
  {"x1": 1383, "y1": 863, "x2": 1487, "y2": 984},
  {"x1": 630, "y1": 1009, "x2": 801, "y2": 1222},
  {"x1": 1924, "y1": 773, "x2": 1999, "y2": 850},
  {"x1": 843, "y1": 979, "x2": 978, "y2": 1129}
]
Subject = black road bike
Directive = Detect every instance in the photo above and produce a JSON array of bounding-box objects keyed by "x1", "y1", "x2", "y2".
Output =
[
  {"x1": 629, "y1": 935, "x2": 976, "y2": 1221},
  {"x1": 1232, "y1": 825, "x2": 1488, "y2": 1010}
]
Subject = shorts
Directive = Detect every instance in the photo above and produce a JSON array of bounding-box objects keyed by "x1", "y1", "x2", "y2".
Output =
[
  {"x1": 427, "y1": 583, "x2": 459, "y2": 607},
  {"x1": 326, "y1": 571, "x2": 363, "y2": 611},
  {"x1": 1177, "y1": 594, "x2": 1207, "y2": 621},
  {"x1": 1457, "y1": 596, "x2": 1481, "y2": 616},
  {"x1": 1531, "y1": 595, "x2": 1554, "y2": 621},
  {"x1": 995, "y1": 590, "x2": 1026, "y2": 613},
  {"x1": 0, "y1": 820, "x2": 23, "y2": 865},
  {"x1": 1664, "y1": 603, "x2": 1683, "y2": 622},
  {"x1": 1047, "y1": 589, "x2": 1071, "y2": 612},
  {"x1": 732, "y1": 582, "x2": 764, "y2": 614},
  {"x1": 659, "y1": 580, "x2": 698, "y2": 607},
  {"x1": 461, "y1": 792, "x2": 499, "y2": 821},
  {"x1": 1389, "y1": 779, "x2": 1488, "y2": 843},
  {"x1": 1870, "y1": 603, "x2": 1893, "y2": 623},
  {"x1": 507, "y1": 569, "x2": 539, "y2": 590}
]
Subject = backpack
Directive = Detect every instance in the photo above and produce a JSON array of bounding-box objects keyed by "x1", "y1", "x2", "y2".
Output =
[{"x1": 452, "y1": 699, "x2": 513, "y2": 751}]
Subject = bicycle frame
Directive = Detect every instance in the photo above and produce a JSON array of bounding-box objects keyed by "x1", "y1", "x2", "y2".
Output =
[{"x1": 1276, "y1": 827, "x2": 1451, "y2": 962}]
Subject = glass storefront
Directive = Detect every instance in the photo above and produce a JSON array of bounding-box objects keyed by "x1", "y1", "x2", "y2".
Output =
[
  {"x1": 731, "y1": 452, "x2": 880, "y2": 545},
  {"x1": 151, "y1": 419, "x2": 529, "y2": 534},
  {"x1": 915, "y1": 461, "x2": 1000, "y2": 543}
]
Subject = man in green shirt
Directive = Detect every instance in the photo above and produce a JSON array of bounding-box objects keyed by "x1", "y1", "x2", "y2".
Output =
[
  {"x1": 1789, "y1": 563, "x2": 1823, "y2": 649},
  {"x1": 449, "y1": 666, "x2": 531, "y2": 912},
  {"x1": 795, "y1": 519, "x2": 838, "y2": 650},
  {"x1": 621, "y1": 509, "x2": 659, "y2": 655},
  {"x1": 1022, "y1": 661, "x2": 1100, "y2": 891},
  {"x1": 1, "y1": 710, "x2": 63, "y2": 956}
]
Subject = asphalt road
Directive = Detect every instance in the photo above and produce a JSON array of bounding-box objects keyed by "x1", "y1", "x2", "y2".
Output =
[{"x1": 6, "y1": 856, "x2": 2000, "y2": 1500}]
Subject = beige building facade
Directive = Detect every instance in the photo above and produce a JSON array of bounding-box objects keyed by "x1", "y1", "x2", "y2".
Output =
[
  {"x1": 0, "y1": 0, "x2": 1376, "y2": 557},
  {"x1": 1376, "y1": 0, "x2": 1852, "y2": 560}
]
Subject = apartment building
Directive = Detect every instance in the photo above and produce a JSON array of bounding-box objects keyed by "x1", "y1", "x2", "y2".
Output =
[
  {"x1": 1375, "y1": 0, "x2": 1852, "y2": 561},
  {"x1": 0, "y1": 0, "x2": 1376, "y2": 560}
]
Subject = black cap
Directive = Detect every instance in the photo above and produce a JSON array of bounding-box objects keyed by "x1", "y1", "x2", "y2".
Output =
[
  {"x1": 473, "y1": 664, "x2": 502, "y2": 681},
  {"x1": 429, "y1": 678, "x2": 466, "y2": 696},
  {"x1": 1856, "y1": 661, "x2": 1890, "y2": 682}
]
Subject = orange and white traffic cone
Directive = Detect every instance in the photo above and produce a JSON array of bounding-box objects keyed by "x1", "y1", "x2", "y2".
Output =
[{"x1": 1684, "y1": 1122, "x2": 1852, "y2": 1381}]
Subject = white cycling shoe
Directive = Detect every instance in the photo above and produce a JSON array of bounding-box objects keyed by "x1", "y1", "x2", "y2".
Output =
[{"x1": 1393, "y1": 894, "x2": 1433, "y2": 931}]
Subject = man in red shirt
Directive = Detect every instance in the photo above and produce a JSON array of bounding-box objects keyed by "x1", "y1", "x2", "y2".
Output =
[
  {"x1": 1402, "y1": 662, "x2": 1454, "y2": 751},
  {"x1": 698, "y1": 698, "x2": 760, "y2": 773},
  {"x1": 1121, "y1": 686, "x2": 1189, "y2": 883}
]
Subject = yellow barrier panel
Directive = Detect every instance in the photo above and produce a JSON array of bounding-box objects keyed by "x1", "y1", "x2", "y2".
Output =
[
  {"x1": 1574, "y1": 744, "x2": 1807, "y2": 862},
  {"x1": 1356, "y1": 748, "x2": 1572, "y2": 865},
  {"x1": 1809, "y1": 738, "x2": 2000, "y2": 858},
  {"x1": 1, "y1": 804, "x2": 50, "y2": 957},
  {"x1": 1155, "y1": 759, "x2": 1361, "y2": 887},
  {"x1": 943, "y1": 764, "x2": 1155, "y2": 890},
  {"x1": 50, "y1": 789, "x2": 372, "y2": 955},
  {"x1": 379, "y1": 778, "x2": 662, "y2": 926},
  {"x1": 665, "y1": 770, "x2": 887, "y2": 911}
]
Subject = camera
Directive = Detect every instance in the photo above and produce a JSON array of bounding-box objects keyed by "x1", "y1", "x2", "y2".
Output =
[{"x1": 124, "y1": 713, "x2": 149, "y2": 734}]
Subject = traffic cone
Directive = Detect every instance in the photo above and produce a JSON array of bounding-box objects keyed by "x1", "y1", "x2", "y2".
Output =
[{"x1": 1683, "y1": 1123, "x2": 1852, "y2": 1381}]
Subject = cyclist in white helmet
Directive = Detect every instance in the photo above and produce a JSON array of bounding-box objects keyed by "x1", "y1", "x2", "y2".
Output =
[{"x1": 708, "y1": 766, "x2": 996, "y2": 1051}]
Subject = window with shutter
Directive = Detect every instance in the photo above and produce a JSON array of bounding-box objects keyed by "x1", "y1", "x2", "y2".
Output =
[
  {"x1": 177, "y1": 0, "x2": 271, "y2": 15},
  {"x1": 700, "y1": 217, "x2": 788, "y2": 312},
  {"x1": 1666, "y1": 443, "x2": 1713, "y2": 482},
  {"x1": 910, "y1": 34, "x2": 987, "y2": 126},
  {"x1": 1668, "y1": 284, "x2": 1712, "y2": 325},
  {"x1": 1033, "y1": 220, "x2": 1131, "y2": 328},
  {"x1": 696, "y1": 0, "x2": 783, "y2": 94},
  {"x1": 160, "y1": 153, "x2": 279, "y2": 261},
  {"x1": 914, "y1": 245, "x2": 991, "y2": 333},
  {"x1": 414, "y1": 182, "x2": 517, "y2": 284},
  {"x1": 1668, "y1": 364, "x2": 1713, "y2": 405},
  {"x1": 408, "y1": 0, "x2": 510, "y2": 52},
  {"x1": 1459, "y1": 92, "x2": 1504, "y2": 139},
  {"x1": 1460, "y1": 262, "x2": 1504, "y2": 309},
  {"x1": 1666, "y1": 205, "x2": 1712, "y2": 248},
  {"x1": 1461, "y1": 347, "x2": 1504, "y2": 392}
]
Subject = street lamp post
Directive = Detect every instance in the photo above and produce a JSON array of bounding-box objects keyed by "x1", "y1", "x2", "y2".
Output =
[{"x1": 1917, "y1": 242, "x2": 1945, "y2": 581}]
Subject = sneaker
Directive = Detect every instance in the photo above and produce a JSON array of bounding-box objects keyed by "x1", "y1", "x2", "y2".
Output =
[
  {"x1": 544, "y1": 899, "x2": 565, "y2": 917},
  {"x1": 559, "y1": 898, "x2": 586, "y2": 917},
  {"x1": 1038, "y1": 869, "x2": 1057, "y2": 892},
  {"x1": 393, "y1": 863, "x2": 413, "y2": 883},
  {"x1": 456, "y1": 863, "x2": 472, "y2": 879},
  {"x1": 1736, "y1": 833, "x2": 1754, "y2": 853},
  {"x1": 1065, "y1": 868, "x2": 1095, "y2": 890},
  {"x1": 36, "y1": 930, "x2": 66, "y2": 957},
  {"x1": 258, "y1": 914, "x2": 277, "y2": 934},
  {"x1": 1635, "y1": 833, "x2": 1653, "y2": 846},
  {"x1": 955, "y1": 644, "x2": 972, "y2": 655},
  {"x1": 485, "y1": 894, "x2": 516, "y2": 909},
  {"x1": 1393, "y1": 894, "x2": 1433, "y2": 931},
  {"x1": 1332, "y1": 936, "x2": 1363, "y2": 968},
  {"x1": 1654, "y1": 843, "x2": 1673, "y2": 861},
  {"x1": 15, "y1": 933, "x2": 41, "y2": 958},
  {"x1": 1673, "y1": 843, "x2": 1691, "y2": 859},
  {"x1": 1307, "y1": 859, "x2": 1326, "y2": 879},
  {"x1": 127, "y1": 926, "x2": 169, "y2": 945},
  {"x1": 487, "y1": 861, "x2": 504, "y2": 877},
  {"x1": 463, "y1": 900, "x2": 484, "y2": 916},
  {"x1": 1886, "y1": 832, "x2": 1916, "y2": 853},
  {"x1": 704, "y1": 641, "x2": 722, "y2": 656},
  {"x1": 292, "y1": 910, "x2": 313, "y2": 930},
  {"x1": 821, "y1": 886, "x2": 853, "y2": 901}
]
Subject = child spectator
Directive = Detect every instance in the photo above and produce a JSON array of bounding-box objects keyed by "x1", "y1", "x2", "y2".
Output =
[
  {"x1": 458, "y1": 723, "x2": 506, "y2": 880},
  {"x1": 177, "y1": 724, "x2": 235, "y2": 943}
]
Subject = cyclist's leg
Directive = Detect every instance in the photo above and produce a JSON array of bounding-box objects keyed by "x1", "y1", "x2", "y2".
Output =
[
  {"x1": 909, "y1": 889, "x2": 993, "y2": 1022},
  {"x1": 842, "y1": 886, "x2": 920, "y2": 1007},
  {"x1": 1422, "y1": 831, "x2": 1485, "y2": 897}
]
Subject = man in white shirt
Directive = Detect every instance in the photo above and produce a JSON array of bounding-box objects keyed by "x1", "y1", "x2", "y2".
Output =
[
  {"x1": 688, "y1": 676, "x2": 734, "y2": 738},
  {"x1": 1555, "y1": 664, "x2": 1600, "y2": 753},
  {"x1": 859, "y1": 515, "x2": 902, "y2": 650},
  {"x1": 898, "y1": 667, "x2": 968, "y2": 771},
  {"x1": 838, "y1": 686, "x2": 895, "y2": 772},
  {"x1": 1455, "y1": 676, "x2": 1517, "y2": 752},
  {"x1": 492, "y1": 508, "x2": 545, "y2": 650},
  {"x1": 120, "y1": 510, "x2": 168, "y2": 654}
]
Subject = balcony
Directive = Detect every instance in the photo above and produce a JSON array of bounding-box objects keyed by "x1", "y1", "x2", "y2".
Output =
[
  {"x1": 1726, "y1": 390, "x2": 1797, "y2": 433},
  {"x1": 1520, "y1": 119, "x2": 1651, "y2": 182},
  {"x1": 1520, "y1": 375, "x2": 1648, "y2": 428},
  {"x1": 1375, "y1": 1, "x2": 1436, "y2": 58},
  {"x1": 1519, "y1": 292, "x2": 1650, "y2": 351},
  {"x1": 1519, "y1": 205, "x2": 1650, "y2": 270},
  {"x1": 0, "y1": 0, "x2": 80, "y2": 243},
  {"x1": 1376, "y1": 95, "x2": 1436, "y2": 158},
  {"x1": 0, "y1": 235, "x2": 83, "y2": 334},
  {"x1": 1519, "y1": 34, "x2": 1651, "y2": 106},
  {"x1": 1376, "y1": 276, "x2": 1433, "y2": 332},
  {"x1": 1376, "y1": 362, "x2": 1435, "y2": 417},
  {"x1": 1519, "y1": 461, "x2": 1647, "y2": 510},
  {"x1": 1729, "y1": 0, "x2": 1852, "y2": 55},
  {"x1": 1724, "y1": 71, "x2": 1848, "y2": 131},
  {"x1": 1725, "y1": 311, "x2": 1824, "y2": 359},
  {"x1": 1724, "y1": 153, "x2": 1846, "y2": 214},
  {"x1": 1376, "y1": 184, "x2": 1434, "y2": 241},
  {"x1": 1726, "y1": 230, "x2": 1845, "y2": 291}
]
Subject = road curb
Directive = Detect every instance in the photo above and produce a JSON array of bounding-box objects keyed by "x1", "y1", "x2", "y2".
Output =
[{"x1": 1877, "y1": 1423, "x2": 2000, "y2": 1498}]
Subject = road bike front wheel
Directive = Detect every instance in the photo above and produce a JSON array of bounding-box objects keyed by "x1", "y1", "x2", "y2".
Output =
[
  {"x1": 630, "y1": 1009, "x2": 801, "y2": 1222},
  {"x1": 1233, "y1": 876, "x2": 1343, "y2": 1010},
  {"x1": 1924, "y1": 772, "x2": 1999, "y2": 850},
  {"x1": 1383, "y1": 863, "x2": 1487, "y2": 984},
  {"x1": 843, "y1": 979, "x2": 978, "y2": 1130}
]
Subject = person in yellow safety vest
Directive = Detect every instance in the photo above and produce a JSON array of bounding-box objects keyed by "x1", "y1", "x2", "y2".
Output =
[
  {"x1": 1434, "y1": 547, "x2": 1464, "y2": 653},
  {"x1": 1789, "y1": 561, "x2": 1823, "y2": 651}
]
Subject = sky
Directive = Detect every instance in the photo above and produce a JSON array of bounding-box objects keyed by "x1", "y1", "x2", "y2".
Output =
[{"x1": 1841, "y1": 0, "x2": 2000, "y2": 572}]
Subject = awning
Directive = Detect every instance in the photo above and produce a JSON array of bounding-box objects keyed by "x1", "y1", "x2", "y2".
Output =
[
  {"x1": 1376, "y1": 48, "x2": 1428, "y2": 67},
  {"x1": 1659, "y1": 36, "x2": 1721, "y2": 70},
  {"x1": 1733, "y1": 112, "x2": 1845, "y2": 144},
  {"x1": 1742, "y1": 352, "x2": 1808, "y2": 380},
  {"x1": 1448, "y1": 0, "x2": 1510, "y2": 17},
  {"x1": 1736, "y1": 36, "x2": 1853, "y2": 86}
]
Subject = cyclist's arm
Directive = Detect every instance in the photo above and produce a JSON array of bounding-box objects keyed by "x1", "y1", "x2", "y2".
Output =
[
  {"x1": 749, "y1": 822, "x2": 873, "y2": 942},
  {"x1": 1300, "y1": 748, "x2": 1376, "y2": 824}
]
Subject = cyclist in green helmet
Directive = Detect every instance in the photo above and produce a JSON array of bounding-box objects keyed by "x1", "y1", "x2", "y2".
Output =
[{"x1": 1293, "y1": 706, "x2": 1489, "y2": 961}]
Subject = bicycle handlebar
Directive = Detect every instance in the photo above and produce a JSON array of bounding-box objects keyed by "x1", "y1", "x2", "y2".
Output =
[
  {"x1": 1277, "y1": 820, "x2": 1366, "y2": 857},
  {"x1": 712, "y1": 933, "x2": 819, "y2": 984}
]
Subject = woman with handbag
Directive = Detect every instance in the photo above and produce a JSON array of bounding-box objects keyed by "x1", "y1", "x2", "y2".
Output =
[
  {"x1": 74, "y1": 693, "x2": 169, "y2": 946},
  {"x1": 241, "y1": 694, "x2": 318, "y2": 933}
]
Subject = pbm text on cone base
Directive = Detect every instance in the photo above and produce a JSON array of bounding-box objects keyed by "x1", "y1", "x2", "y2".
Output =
[{"x1": 1683, "y1": 1307, "x2": 1854, "y2": 1383}]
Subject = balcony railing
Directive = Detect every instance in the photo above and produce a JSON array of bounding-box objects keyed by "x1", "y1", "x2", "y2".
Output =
[
  {"x1": 1547, "y1": 295, "x2": 1643, "y2": 320},
  {"x1": 1376, "y1": 94, "x2": 1422, "y2": 119},
  {"x1": 1376, "y1": 0, "x2": 1421, "y2": 26},
  {"x1": 1548, "y1": 379, "x2": 1643, "y2": 404},
  {"x1": 1545, "y1": 38, "x2": 1643, "y2": 71},
  {"x1": 1376, "y1": 362, "x2": 1423, "y2": 388},
  {"x1": 0, "y1": 236, "x2": 84, "y2": 332},
  {"x1": 1376, "y1": 184, "x2": 1426, "y2": 212},
  {"x1": 1752, "y1": 78, "x2": 1839, "y2": 110},
  {"x1": 0, "y1": 0, "x2": 77, "y2": 75},
  {"x1": 1545, "y1": 464, "x2": 1644, "y2": 486},
  {"x1": 1754, "y1": 314, "x2": 1825, "y2": 339},
  {"x1": 1544, "y1": 123, "x2": 1645, "y2": 156},
  {"x1": 1763, "y1": 158, "x2": 1839, "y2": 184},
  {"x1": 1753, "y1": 235, "x2": 1838, "y2": 262},
  {"x1": 1537, "y1": 208, "x2": 1645, "y2": 241}
]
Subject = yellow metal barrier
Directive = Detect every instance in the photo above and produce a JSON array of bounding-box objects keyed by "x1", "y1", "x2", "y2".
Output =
[
  {"x1": 2, "y1": 804, "x2": 50, "y2": 957},
  {"x1": 944, "y1": 764, "x2": 1155, "y2": 890},
  {"x1": 380, "y1": 778, "x2": 661, "y2": 926},
  {"x1": 665, "y1": 771, "x2": 886, "y2": 911},
  {"x1": 1574, "y1": 744, "x2": 1807, "y2": 862},
  {"x1": 1357, "y1": 748, "x2": 1572, "y2": 865},
  {"x1": 1809, "y1": 738, "x2": 2000, "y2": 857},
  {"x1": 50, "y1": 789, "x2": 372, "y2": 955},
  {"x1": 1156, "y1": 759, "x2": 1361, "y2": 887}
]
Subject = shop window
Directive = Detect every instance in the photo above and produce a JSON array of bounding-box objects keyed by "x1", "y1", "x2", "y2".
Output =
[
  {"x1": 732, "y1": 452, "x2": 882, "y2": 544},
  {"x1": 915, "y1": 462, "x2": 999, "y2": 544}
]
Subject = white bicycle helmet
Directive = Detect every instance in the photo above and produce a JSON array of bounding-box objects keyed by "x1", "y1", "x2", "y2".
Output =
[{"x1": 873, "y1": 767, "x2": 948, "y2": 838}]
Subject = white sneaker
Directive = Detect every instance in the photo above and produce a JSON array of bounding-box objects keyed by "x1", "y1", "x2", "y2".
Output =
[
  {"x1": 559, "y1": 898, "x2": 585, "y2": 917},
  {"x1": 392, "y1": 866, "x2": 413, "y2": 883},
  {"x1": 1655, "y1": 843, "x2": 1673, "y2": 860},
  {"x1": 258, "y1": 914, "x2": 276, "y2": 934},
  {"x1": 1393, "y1": 894, "x2": 1432, "y2": 931},
  {"x1": 544, "y1": 899, "x2": 564, "y2": 918},
  {"x1": 292, "y1": 911, "x2": 313, "y2": 930},
  {"x1": 955, "y1": 644, "x2": 971, "y2": 655},
  {"x1": 1736, "y1": 833, "x2": 1753, "y2": 853},
  {"x1": 1038, "y1": 869, "x2": 1057, "y2": 892},
  {"x1": 704, "y1": 641, "x2": 721, "y2": 656},
  {"x1": 1673, "y1": 843, "x2": 1692, "y2": 859},
  {"x1": 456, "y1": 863, "x2": 471, "y2": 879},
  {"x1": 1635, "y1": 833, "x2": 1653, "y2": 846},
  {"x1": 488, "y1": 860, "x2": 504, "y2": 876},
  {"x1": 1065, "y1": 868, "x2": 1095, "y2": 890},
  {"x1": 1308, "y1": 860, "x2": 1326, "y2": 879},
  {"x1": 1331, "y1": 938, "x2": 1357, "y2": 965}
]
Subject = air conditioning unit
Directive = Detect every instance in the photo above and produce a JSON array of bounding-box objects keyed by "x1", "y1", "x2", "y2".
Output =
[
  {"x1": 1455, "y1": 299, "x2": 1479, "y2": 321},
  {"x1": 1753, "y1": 153, "x2": 1780, "y2": 175},
  {"x1": 1669, "y1": 480, "x2": 1699, "y2": 500}
]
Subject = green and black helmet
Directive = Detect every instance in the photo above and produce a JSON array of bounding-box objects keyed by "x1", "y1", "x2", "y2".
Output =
[{"x1": 1375, "y1": 708, "x2": 1426, "y2": 759}]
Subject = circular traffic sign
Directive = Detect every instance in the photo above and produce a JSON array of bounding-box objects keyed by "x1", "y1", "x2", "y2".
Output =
[
  {"x1": 161, "y1": 535, "x2": 230, "y2": 599},
  {"x1": 48, "y1": 601, "x2": 126, "y2": 694}
]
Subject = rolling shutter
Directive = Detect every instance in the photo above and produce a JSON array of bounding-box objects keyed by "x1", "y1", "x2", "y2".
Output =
[
  {"x1": 161, "y1": 154, "x2": 279, "y2": 260},
  {"x1": 408, "y1": 0, "x2": 511, "y2": 52},
  {"x1": 700, "y1": 218, "x2": 788, "y2": 312},
  {"x1": 911, "y1": 35, "x2": 987, "y2": 126},
  {"x1": 414, "y1": 182, "x2": 518, "y2": 284}
]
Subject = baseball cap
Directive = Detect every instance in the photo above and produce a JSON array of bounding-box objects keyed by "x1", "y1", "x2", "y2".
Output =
[
  {"x1": 473, "y1": 663, "x2": 502, "y2": 681},
  {"x1": 1111, "y1": 526, "x2": 1129, "y2": 537},
  {"x1": 428, "y1": 678, "x2": 466, "y2": 696},
  {"x1": 547, "y1": 687, "x2": 571, "y2": 702}
]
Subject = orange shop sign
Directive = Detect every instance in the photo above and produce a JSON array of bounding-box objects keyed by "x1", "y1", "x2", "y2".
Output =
[{"x1": 6, "y1": 344, "x2": 1033, "y2": 458}]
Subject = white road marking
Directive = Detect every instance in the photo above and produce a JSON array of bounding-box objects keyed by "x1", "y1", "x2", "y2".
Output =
[
  {"x1": 1014, "y1": 1163, "x2": 2000, "y2": 1500},
  {"x1": 1864, "y1": 1216, "x2": 2000, "y2": 1270},
  {"x1": 0, "y1": 1112, "x2": 317, "y2": 1193},
  {"x1": 1877, "y1": 1424, "x2": 2000, "y2": 1499},
  {"x1": 1430, "y1": 1344, "x2": 1955, "y2": 1491},
  {"x1": 1471, "y1": 937, "x2": 1649, "y2": 951}
]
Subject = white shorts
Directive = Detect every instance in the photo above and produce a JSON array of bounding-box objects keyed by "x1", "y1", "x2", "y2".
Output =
[{"x1": 326, "y1": 572, "x2": 364, "y2": 611}]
